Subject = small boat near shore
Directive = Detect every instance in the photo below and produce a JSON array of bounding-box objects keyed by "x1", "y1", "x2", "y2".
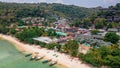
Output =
[
  {"x1": 25, "y1": 53, "x2": 32, "y2": 57},
  {"x1": 42, "y1": 59, "x2": 52, "y2": 63},
  {"x1": 30, "y1": 56, "x2": 36, "y2": 61},
  {"x1": 49, "y1": 61, "x2": 57, "y2": 66},
  {"x1": 35, "y1": 56, "x2": 44, "y2": 61}
]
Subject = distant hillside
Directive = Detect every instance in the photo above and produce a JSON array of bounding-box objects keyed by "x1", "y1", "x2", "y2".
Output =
[
  {"x1": 0, "y1": 2, "x2": 98, "y2": 25},
  {"x1": 97, "y1": 3, "x2": 120, "y2": 22}
]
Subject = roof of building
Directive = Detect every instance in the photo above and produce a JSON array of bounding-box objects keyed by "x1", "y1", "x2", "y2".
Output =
[
  {"x1": 83, "y1": 43, "x2": 90, "y2": 46},
  {"x1": 76, "y1": 35, "x2": 112, "y2": 46},
  {"x1": 92, "y1": 35, "x2": 104, "y2": 39},
  {"x1": 56, "y1": 32, "x2": 67, "y2": 36},
  {"x1": 18, "y1": 26, "x2": 28, "y2": 28},
  {"x1": 108, "y1": 28, "x2": 118, "y2": 32},
  {"x1": 33, "y1": 37, "x2": 53, "y2": 44}
]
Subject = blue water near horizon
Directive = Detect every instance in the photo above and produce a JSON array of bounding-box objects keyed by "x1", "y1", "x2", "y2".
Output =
[{"x1": 0, "y1": 39, "x2": 61, "y2": 68}]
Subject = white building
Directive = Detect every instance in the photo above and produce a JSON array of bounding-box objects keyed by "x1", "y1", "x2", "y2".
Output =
[{"x1": 33, "y1": 37, "x2": 58, "y2": 44}]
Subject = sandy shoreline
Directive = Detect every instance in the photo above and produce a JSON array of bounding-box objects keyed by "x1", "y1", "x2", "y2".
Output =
[{"x1": 0, "y1": 34, "x2": 92, "y2": 68}]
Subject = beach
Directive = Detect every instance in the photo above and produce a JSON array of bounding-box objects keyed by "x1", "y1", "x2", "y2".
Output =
[{"x1": 0, "y1": 34, "x2": 92, "y2": 68}]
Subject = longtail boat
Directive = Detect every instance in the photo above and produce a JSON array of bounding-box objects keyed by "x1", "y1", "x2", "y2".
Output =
[
  {"x1": 35, "y1": 56, "x2": 44, "y2": 61},
  {"x1": 49, "y1": 61, "x2": 57, "y2": 66},
  {"x1": 25, "y1": 53, "x2": 32, "y2": 57},
  {"x1": 30, "y1": 56, "x2": 36, "y2": 61},
  {"x1": 42, "y1": 59, "x2": 51, "y2": 63}
]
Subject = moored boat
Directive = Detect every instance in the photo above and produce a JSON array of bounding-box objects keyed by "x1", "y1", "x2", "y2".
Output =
[
  {"x1": 49, "y1": 61, "x2": 57, "y2": 66},
  {"x1": 35, "y1": 56, "x2": 44, "y2": 61},
  {"x1": 30, "y1": 56, "x2": 36, "y2": 61},
  {"x1": 25, "y1": 53, "x2": 32, "y2": 57},
  {"x1": 42, "y1": 59, "x2": 51, "y2": 63}
]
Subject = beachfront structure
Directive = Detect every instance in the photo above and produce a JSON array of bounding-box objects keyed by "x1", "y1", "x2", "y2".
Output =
[{"x1": 33, "y1": 37, "x2": 57, "y2": 44}]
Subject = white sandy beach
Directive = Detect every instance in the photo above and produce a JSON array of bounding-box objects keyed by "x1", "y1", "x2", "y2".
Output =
[{"x1": 0, "y1": 34, "x2": 92, "y2": 68}]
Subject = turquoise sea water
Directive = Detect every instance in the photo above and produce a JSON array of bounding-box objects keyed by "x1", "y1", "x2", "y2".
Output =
[{"x1": 0, "y1": 39, "x2": 60, "y2": 68}]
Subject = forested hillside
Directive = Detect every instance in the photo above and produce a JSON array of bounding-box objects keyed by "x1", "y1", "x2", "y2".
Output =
[
  {"x1": 0, "y1": 2, "x2": 120, "y2": 34},
  {"x1": 0, "y1": 2, "x2": 97, "y2": 26},
  {"x1": 98, "y1": 3, "x2": 120, "y2": 22}
]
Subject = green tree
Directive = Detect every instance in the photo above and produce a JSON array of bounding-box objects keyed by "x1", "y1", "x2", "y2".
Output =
[
  {"x1": 64, "y1": 40, "x2": 79, "y2": 57},
  {"x1": 70, "y1": 19, "x2": 82, "y2": 27},
  {"x1": 104, "y1": 32, "x2": 120, "y2": 44},
  {"x1": 0, "y1": 25, "x2": 9, "y2": 34},
  {"x1": 90, "y1": 13, "x2": 97, "y2": 23},
  {"x1": 94, "y1": 18, "x2": 106, "y2": 29},
  {"x1": 78, "y1": 46, "x2": 120, "y2": 67},
  {"x1": 45, "y1": 43, "x2": 59, "y2": 50},
  {"x1": 107, "y1": 23, "x2": 113, "y2": 29},
  {"x1": 82, "y1": 18, "x2": 92, "y2": 28},
  {"x1": 9, "y1": 28, "x2": 17, "y2": 35},
  {"x1": 91, "y1": 30, "x2": 100, "y2": 35}
]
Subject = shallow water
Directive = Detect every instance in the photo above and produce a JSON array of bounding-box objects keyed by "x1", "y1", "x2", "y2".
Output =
[{"x1": 0, "y1": 39, "x2": 60, "y2": 68}]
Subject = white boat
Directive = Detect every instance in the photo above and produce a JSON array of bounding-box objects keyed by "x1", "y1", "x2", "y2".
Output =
[
  {"x1": 30, "y1": 56, "x2": 36, "y2": 60},
  {"x1": 49, "y1": 61, "x2": 57, "y2": 66},
  {"x1": 35, "y1": 56, "x2": 44, "y2": 61}
]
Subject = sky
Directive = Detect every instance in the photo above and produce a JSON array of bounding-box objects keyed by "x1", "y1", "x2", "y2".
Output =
[{"x1": 0, "y1": 0, "x2": 120, "y2": 8}]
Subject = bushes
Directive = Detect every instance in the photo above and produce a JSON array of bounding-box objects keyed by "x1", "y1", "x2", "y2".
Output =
[
  {"x1": 0, "y1": 25, "x2": 9, "y2": 34},
  {"x1": 38, "y1": 42, "x2": 46, "y2": 47},
  {"x1": 45, "y1": 43, "x2": 61, "y2": 51},
  {"x1": 104, "y1": 32, "x2": 120, "y2": 44},
  {"x1": 46, "y1": 43, "x2": 57, "y2": 49},
  {"x1": 71, "y1": 49, "x2": 78, "y2": 57},
  {"x1": 24, "y1": 38, "x2": 34, "y2": 44},
  {"x1": 78, "y1": 53, "x2": 99, "y2": 66},
  {"x1": 63, "y1": 40, "x2": 79, "y2": 57},
  {"x1": 78, "y1": 46, "x2": 120, "y2": 67},
  {"x1": 15, "y1": 27, "x2": 44, "y2": 42},
  {"x1": 9, "y1": 28, "x2": 17, "y2": 35},
  {"x1": 91, "y1": 30, "x2": 100, "y2": 35}
]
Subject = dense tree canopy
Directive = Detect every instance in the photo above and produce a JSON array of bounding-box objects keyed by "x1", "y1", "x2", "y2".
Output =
[
  {"x1": 0, "y1": 2, "x2": 97, "y2": 26},
  {"x1": 64, "y1": 40, "x2": 79, "y2": 57},
  {"x1": 91, "y1": 30, "x2": 100, "y2": 35},
  {"x1": 94, "y1": 18, "x2": 106, "y2": 29},
  {"x1": 79, "y1": 45, "x2": 120, "y2": 67},
  {"x1": 104, "y1": 32, "x2": 120, "y2": 44}
]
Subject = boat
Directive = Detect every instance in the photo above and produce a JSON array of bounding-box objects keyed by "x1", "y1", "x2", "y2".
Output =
[
  {"x1": 35, "y1": 56, "x2": 44, "y2": 61},
  {"x1": 25, "y1": 53, "x2": 32, "y2": 57},
  {"x1": 30, "y1": 56, "x2": 36, "y2": 61},
  {"x1": 42, "y1": 59, "x2": 51, "y2": 63},
  {"x1": 49, "y1": 61, "x2": 57, "y2": 66}
]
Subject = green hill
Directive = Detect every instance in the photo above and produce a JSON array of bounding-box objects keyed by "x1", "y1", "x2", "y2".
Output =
[{"x1": 0, "y1": 2, "x2": 98, "y2": 25}]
